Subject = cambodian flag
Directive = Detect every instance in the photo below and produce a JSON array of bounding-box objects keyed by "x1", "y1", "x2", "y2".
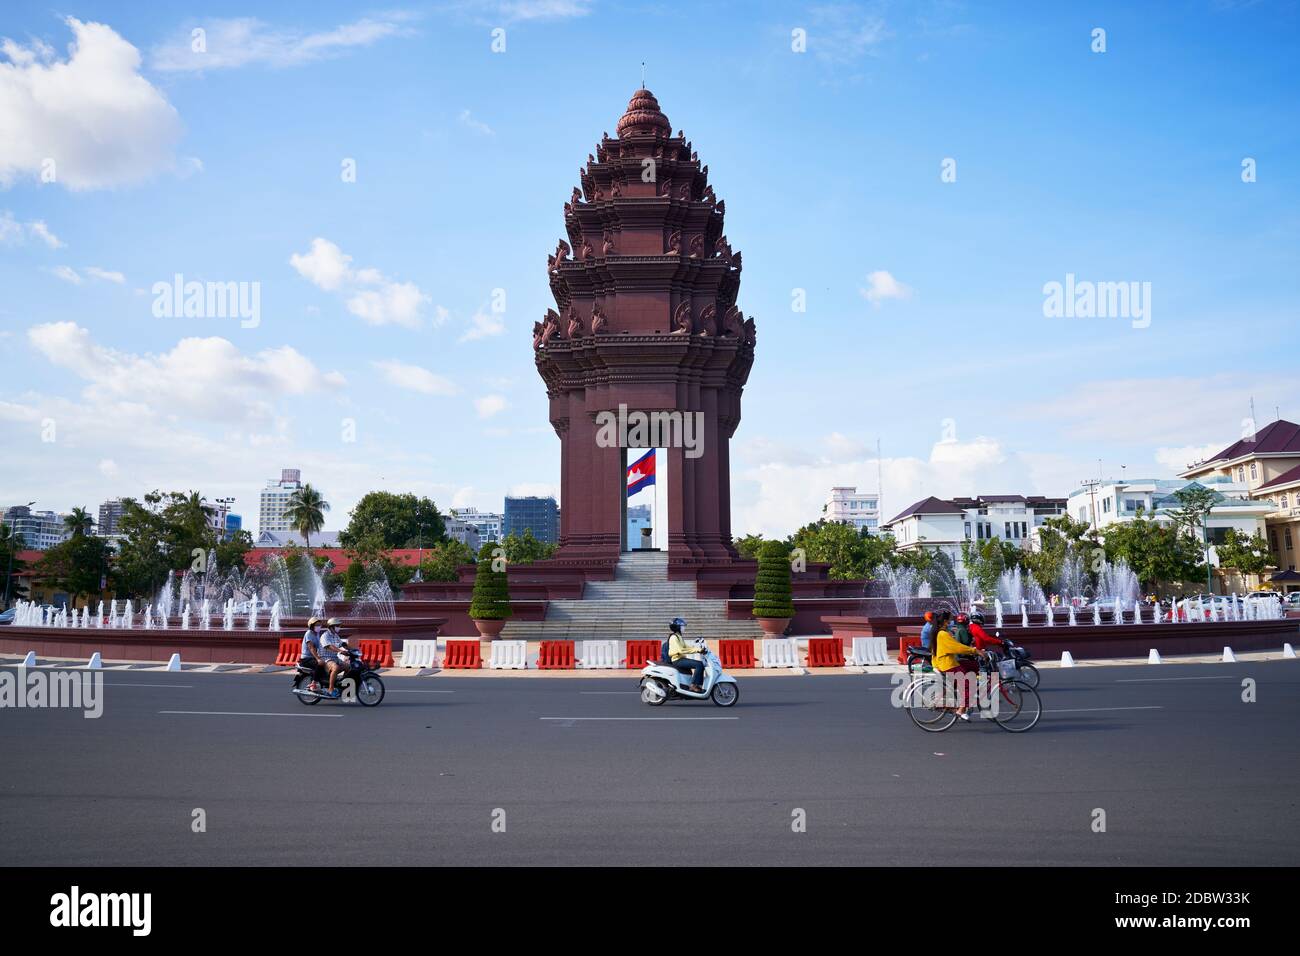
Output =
[{"x1": 627, "y1": 449, "x2": 655, "y2": 497}]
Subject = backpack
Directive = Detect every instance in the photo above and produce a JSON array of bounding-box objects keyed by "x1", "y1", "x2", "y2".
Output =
[{"x1": 660, "y1": 638, "x2": 671, "y2": 663}]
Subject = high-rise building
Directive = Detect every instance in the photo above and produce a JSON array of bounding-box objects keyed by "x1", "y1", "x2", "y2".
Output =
[
  {"x1": 2, "y1": 506, "x2": 69, "y2": 550},
  {"x1": 97, "y1": 498, "x2": 126, "y2": 536},
  {"x1": 503, "y1": 496, "x2": 559, "y2": 544},
  {"x1": 259, "y1": 469, "x2": 304, "y2": 534},
  {"x1": 627, "y1": 503, "x2": 652, "y2": 549}
]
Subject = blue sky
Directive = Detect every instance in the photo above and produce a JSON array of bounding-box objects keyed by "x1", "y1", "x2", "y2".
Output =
[{"x1": 1, "y1": 0, "x2": 1297, "y2": 536}]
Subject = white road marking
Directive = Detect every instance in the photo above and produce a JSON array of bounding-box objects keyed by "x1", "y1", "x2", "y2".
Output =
[
  {"x1": 105, "y1": 683, "x2": 194, "y2": 688},
  {"x1": 159, "y1": 711, "x2": 344, "y2": 718},
  {"x1": 388, "y1": 690, "x2": 455, "y2": 694},
  {"x1": 540, "y1": 716, "x2": 739, "y2": 721},
  {"x1": 578, "y1": 691, "x2": 637, "y2": 694},
  {"x1": 1115, "y1": 675, "x2": 1237, "y2": 682},
  {"x1": 1043, "y1": 706, "x2": 1165, "y2": 713}
]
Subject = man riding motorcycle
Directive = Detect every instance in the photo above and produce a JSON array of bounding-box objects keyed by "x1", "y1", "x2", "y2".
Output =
[
  {"x1": 664, "y1": 617, "x2": 704, "y2": 693},
  {"x1": 299, "y1": 617, "x2": 324, "y2": 692},
  {"x1": 319, "y1": 617, "x2": 346, "y2": 698}
]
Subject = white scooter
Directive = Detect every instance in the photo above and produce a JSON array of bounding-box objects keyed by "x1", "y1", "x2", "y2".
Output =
[{"x1": 639, "y1": 638, "x2": 739, "y2": 707}]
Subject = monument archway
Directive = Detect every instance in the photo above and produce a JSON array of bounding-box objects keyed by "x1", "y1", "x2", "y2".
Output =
[{"x1": 533, "y1": 88, "x2": 756, "y2": 580}]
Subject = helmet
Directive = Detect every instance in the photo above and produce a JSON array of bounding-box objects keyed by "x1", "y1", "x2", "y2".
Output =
[
  {"x1": 307, "y1": 617, "x2": 321, "y2": 627},
  {"x1": 326, "y1": 617, "x2": 340, "y2": 627},
  {"x1": 970, "y1": 611, "x2": 985, "y2": 624},
  {"x1": 955, "y1": 613, "x2": 970, "y2": 625},
  {"x1": 669, "y1": 617, "x2": 686, "y2": 632},
  {"x1": 923, "y1": 611, "x2": 934, "y2": 622}
]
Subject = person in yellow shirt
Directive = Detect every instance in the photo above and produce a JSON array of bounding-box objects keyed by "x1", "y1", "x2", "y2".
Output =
[
  {"x1": 932, "y1": 614, "x2": 979, "y2": 719},
  {"x1": 665, "y1": 617, "x2": 704, "y2": 692}
]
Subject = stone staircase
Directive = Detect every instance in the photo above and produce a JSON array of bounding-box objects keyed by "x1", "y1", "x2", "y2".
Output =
[{"x1": 500, "y1": 551, "x2": 762, "y2": 642}]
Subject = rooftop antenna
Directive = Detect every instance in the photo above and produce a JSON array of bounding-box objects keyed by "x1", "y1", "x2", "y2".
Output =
[{"x1": 641, "y1": 62, "x2": 646, "y2": 88}]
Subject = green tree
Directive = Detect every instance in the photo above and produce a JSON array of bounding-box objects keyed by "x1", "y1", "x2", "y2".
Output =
[
  {"x1": 1215, "y1": 528, "x2": 1272, "y2": 577},
  {"x1": 284, "y1": 484, "x2": 330, "y2": 551},
  {"x1": 752, "y1": 540, "x2": 795, "y2": 619},
  {"x1": 469, "y1": 541, "x2": 512, "y2": 620},
  {"x1": 418, "y1": 539, "x2": 474, "y2": 582},
  {"x1": 960, "y1": 538, "x2": 1023, "y2": 597},
  {"x1": 787, "y1": 520, "x2": 903, "y2": 580},
  {"x1": 35, "y1": 533, "x2": 111, "y2": 607},
  {"x1": 502, "y1": 529, "x2": 555, "y2": 564},
  {"x1": 733, "y1": 533, "x2": 765, "y2": 559},
  {"x1": 1102, "y1": 514, "x2": 1204, "y2": 591},
  {"x1": 1, "y1": 522, "x2": 29, "y2": 606},
  {"x1": 339, "y1": 492, "x2": 445, "y2": 551},
  {"x1": 63, "y1": 506, "x2": 96, "y2": 537},
  {"x1": 213, "y1": 530, "x2": 253, "y2": 572},
  {"x1": 113, "y1": 494, "x2": 172, "y2": 599},
  {"x1": 341, "y1": 560, "x2": 368, "y2": 601}
]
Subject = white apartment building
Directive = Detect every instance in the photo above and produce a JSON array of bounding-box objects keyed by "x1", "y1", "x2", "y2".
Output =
[
  {"x1": 450, "y1": 508, "x2": 502, "y2": 544},
  {"x1": 824, "y1": 486, "x2": 881, "y2": 533},
  {"x1": 2, "y1": 506, "x2": 70, "y2": 550},
  {"x1": 258, "y1": 469, "x2": 304, "y2": 534},
  {"x1": 881, "y1": 494, "x2": 1068, "y2": 575}
]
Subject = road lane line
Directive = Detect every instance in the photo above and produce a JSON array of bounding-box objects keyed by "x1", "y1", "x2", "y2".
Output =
[
  {"x1": 1043, "y1": 706, "x2": 1165, "y2": 713},
  {"x1": 104, "y1": 683, "x2": 194, "y2": 688},
  {"x1": 159, "y1": 711, "x2": 344, "y2": 718},
  {"x1": 578, "y1": 691, "x2": 637, "y2": 694},
  {"x1": 388, "y1": 690, "x2": 456, "y2": 694},
  {"x1": 541, "y1": 717, "x2": 739, "y2": 722},
  {"x1": 1115, "y1": 676, "x2": 1237, "y2": 682}
]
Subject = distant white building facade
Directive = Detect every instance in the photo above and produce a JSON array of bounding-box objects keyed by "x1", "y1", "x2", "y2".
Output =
[
  {"x1": 259, "y1": 469, "x2": 304, "y2": 534},
  {"x1": 449, "y1": 508, "x2": 502, "y2": 546},
  {"x1": 881, "y1": 494, "x2": 1068, "y2": 575},
  {"x1": 825, "y1": 486, "x2": 880, "y2": 533}
]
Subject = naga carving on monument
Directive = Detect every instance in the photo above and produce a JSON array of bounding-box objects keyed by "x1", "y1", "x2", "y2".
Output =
[
  {"x1": 722, "y1": 304, "x2": 744, "y2": 338},
  {"x1": 743, "y1": 317, "x2": 756, "y2": 345},
  {"x1": 566, "y1": 306, "x2": 584, "y2": 339},
  {"x1": 591, "y1": 303, "x2": 608, "y2": 334},
  {"x1": 670, "y1": 300, "x2": 692, "y2": 335},
  {"x1": 538, "y1": 309, "x2": 561, "y2": 348},
  {"x1": 688, "y1": 234, "x2": 705, "y2": 258},
  {"x1": 602, "y1": 230, "x2": 616, "y2": 256},
  {"x1": 714, "y1": 236, "x2": 733, "y2": 264},
  {"x1": 667, "y1": 230, "x2": 681, "y2": 256},
  {"x1": 571, "y1": 186, "x2": 582, "y2": 205},
  {"x1": 549, "y1": 239, "x2": 570, "y2": 274},
  {"x1": 698, "y1": 304, "x2": 717, "y2": 337},
  {"x1": 580, "y1": 239, "x2": 595, "y2": 260}
]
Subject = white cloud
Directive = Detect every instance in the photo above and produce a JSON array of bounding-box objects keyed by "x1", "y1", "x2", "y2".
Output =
[
  {"x1": 1155, "y1": 443, "x2": 1227, "y2": 475},
  {"x1": 0, "y1": 18, "x2": 184, "y2": 190},
  {"x1": 467, "y1": 1, "x2": 594, "y2": 23},
  {"x1": 290, "y1": 237, "x2": 434, "y2": 328},
  {"x1": 474, "y1": 394, "x2": 508, "y2": 418},
  {"x1": 458, "y1": 109, "x2": 495, "y2": 136},
  {"x1": 509, "y1": 482, "x2": 559, "y2": 498},
  {"x1": 860, "y1": 270, "x2": 911, "y2": 306},
  {"x1": 372, "y1": 359, "x2": 459, "y2": 396},
  {"x1": 26, "y1": 321, "x2": 345, "y2": 423},
  {"x1": 808, "y1": 6, "x2": 890, "y2": 63},
  {"x1": 85, "y1": 266, "x2": 125, "y2": 284},
  {"x1": 459, "y1": 309, "x2": 505, "y2": 342},
  {"x1": 1, "y1": 211, "x2": 64, "y2": 248},
  {"x1": 151, "y1": 15, "x2": 417, "y2": 72},
  {"x1": 49, "y1": 265, "x2": 82, "y2": 284},
  {"x1": 98, "y1": 458, "x2": 119, "y2": 478}
]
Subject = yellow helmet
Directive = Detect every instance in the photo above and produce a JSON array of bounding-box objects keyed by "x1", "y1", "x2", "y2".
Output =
[
  {"x1": 307, "y1": 617, "x2": 321, "y2": 627},
  {"x1": 326, "y1": 617, "x2": 341, "y2": 627}
]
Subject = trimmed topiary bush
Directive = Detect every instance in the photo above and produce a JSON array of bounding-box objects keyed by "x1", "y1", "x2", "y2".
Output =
[
  {"x1": 752, "y1": 541, "x2": 795, "y2": 619},
  {"x1": 469, "y1": 541, "x2": 512, "y2": 621}
]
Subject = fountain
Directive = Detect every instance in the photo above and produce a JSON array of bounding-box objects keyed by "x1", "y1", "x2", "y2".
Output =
[
  {"x1": 181, "y1": 604, "x2": 191, "y2": 629},
  {"x1": 269, "y1": 600, "x2": 282, "y2": 631},
  {"x1": 1068, "y1": 604, "x2": 1077, "y2": 626},
  {"x1": 993, "y1": 598, "x2": 1004, "y2": 629}
]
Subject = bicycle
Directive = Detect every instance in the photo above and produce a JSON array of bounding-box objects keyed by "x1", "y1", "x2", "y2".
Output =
[{"x1": 902, "y1": 651, "x2": 1042, "y2": 733}]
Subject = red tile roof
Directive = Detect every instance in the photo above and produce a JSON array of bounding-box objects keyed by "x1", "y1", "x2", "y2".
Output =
[
  {"x1": 1205, "y1": 419, "x2": 1300, "y2": 463},
  {"x1": 1257, "y1": 461, "x2": 1300, "y2": 492},
  {"x1": 242, "y1": 548, "x2": 424, "y2": 572}
]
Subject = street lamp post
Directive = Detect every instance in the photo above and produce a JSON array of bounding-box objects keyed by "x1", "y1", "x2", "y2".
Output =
[
  {"x1": 3, "y1": 501, "x2": 36, "y2": 609},
  {"x1": 1203, "y1": 512, "x2": 1213, "y2": 596}
]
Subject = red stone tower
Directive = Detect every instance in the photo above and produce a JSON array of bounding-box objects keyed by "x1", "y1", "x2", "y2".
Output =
[{"x1": 534, "y1": 88, "x2": 756, "y2": 580}]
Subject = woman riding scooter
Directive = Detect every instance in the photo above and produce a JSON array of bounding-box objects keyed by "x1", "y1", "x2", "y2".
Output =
[{"x1": 664, "y1": 618, "x2": 704, "y2": 693}]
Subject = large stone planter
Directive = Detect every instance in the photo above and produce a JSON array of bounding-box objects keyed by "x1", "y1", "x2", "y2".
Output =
[
  {"x1": 755, "y1": 616, "x2": 792, "y2": 637},
  {"x1": 472, "y1": 618, "x2": 506, "y2": 640}
]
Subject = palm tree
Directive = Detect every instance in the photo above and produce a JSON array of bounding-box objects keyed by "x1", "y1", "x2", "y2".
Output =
[
  {"x1": 284, "y1": 484, "x2": 330, "y2": 551},
  {"x1": 64, "y1": 507, "x2": 96, "y2": 537}
]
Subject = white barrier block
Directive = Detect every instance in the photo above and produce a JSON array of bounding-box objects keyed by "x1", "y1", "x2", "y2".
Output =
[
  {"x1": 22, "y1": 651, "x2": 36, "y2": 667},
  {"x1": 1283, "y1": 643, "x2": 1296, "y2": 659},
  {"x1": 87, "y1": 652, "x2": 102, "y2": 669},
  {"x1": 488, "y1": 639, "x2": 528, "y2": 670},
  {"x1": 400, "y1": 640, "x2": 439, "y2": 669},
  {"x1": 166, "y1": 653, "x2": 182, "y2": 672},
  {"x1": 578, "y1": 639, "x2": 620, "y2": 669},
  {"x1": 760, "y1": 638, "x2": 799, "y2": 669},
  {"x1": 1060, "y1": 651, "x2": 1075, "y2": 667},
  {"x1": 847, "y1": 636, "x2": 888, "y2": 666},
  {"x1": 1222, "y1": 646, "x2": 1236, "y2": 663},
  {"x1": 1147, "y1": 648, "x2": 1162, "y2": 664}
]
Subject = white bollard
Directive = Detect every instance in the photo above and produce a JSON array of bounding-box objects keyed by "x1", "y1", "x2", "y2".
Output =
[
  {"x1": 166, "y1": 653, "x2": 182, "y2": 672},
  {"x1": 1284, "y1": 643, "x2": 1296, "y2": 659},
  {"x1": 22, "y1": 651, "x2": 37, "y2": 667},
  {"x1": 1147, "y1": 648, "x2": 1162, "y2": 664},
  {"x1": 87, "y1": 652, "x2": 102, "y2": 669},
  {"x1": 1222, "y1": 646, "x2": 1236, "y2": 663},
  {"x1": 1060, "y1": 650, "x2": 1075, "y2": 667}
]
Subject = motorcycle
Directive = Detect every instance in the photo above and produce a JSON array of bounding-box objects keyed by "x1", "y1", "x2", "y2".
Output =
[
  {"x1": 292, "y1": 640, "x2": 386, "y2": 706},
  {"x1": 993, "y1": 631, "x2": 1039, "y2": 688},
  {"x1": 639, "y1": 638, "x2": 739, "y2": 707}
]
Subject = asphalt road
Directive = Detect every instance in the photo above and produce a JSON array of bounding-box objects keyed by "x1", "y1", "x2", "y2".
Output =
[{"x1": 1, "y1": 660, "x2": 1296, "y2": 866}]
